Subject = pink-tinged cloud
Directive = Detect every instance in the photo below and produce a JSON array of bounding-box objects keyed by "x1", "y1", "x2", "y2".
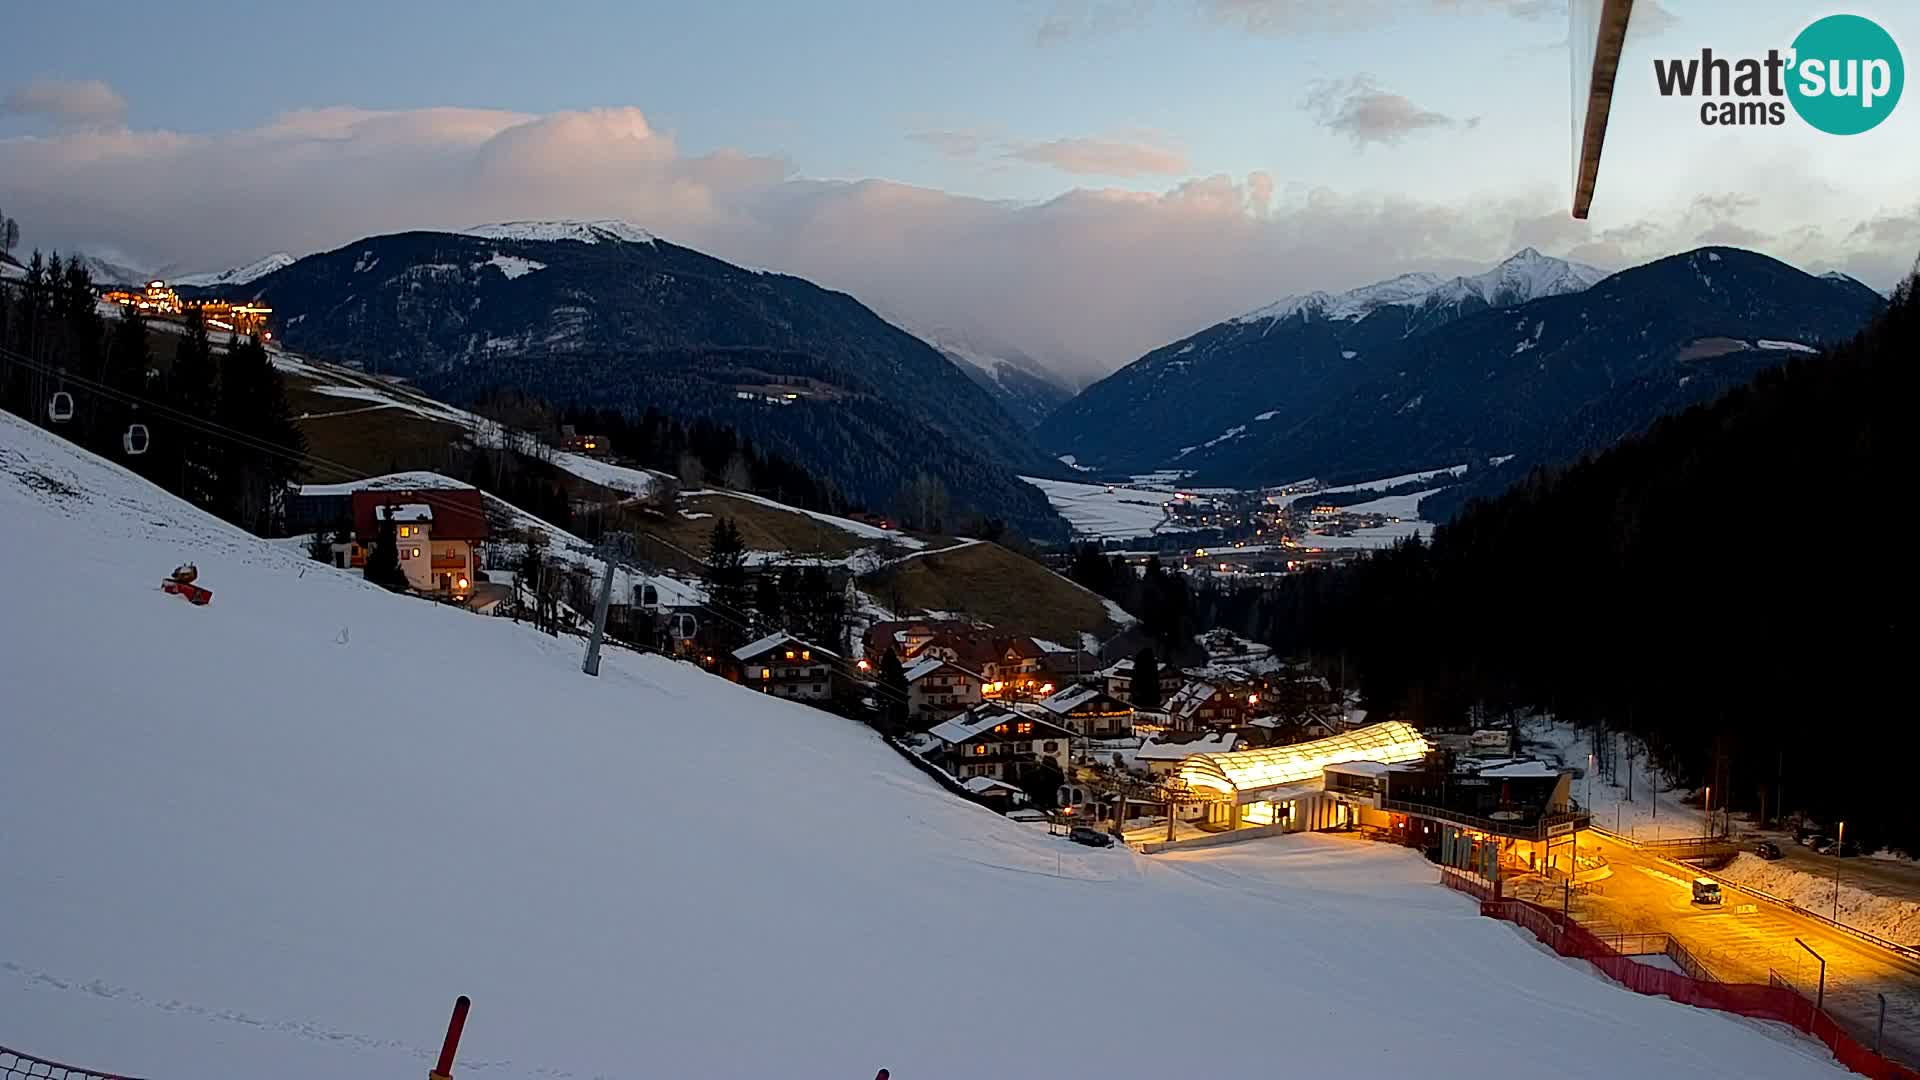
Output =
[
  {"x1": 2, "y1": 103, "x2": 1909, "y2": 382},
  {"x1": 3, "y1": 77, "x2": 128, "y2": 130},
  {"x1": 1005, "y1": 136, "x2": 1189, "y2": 176}
]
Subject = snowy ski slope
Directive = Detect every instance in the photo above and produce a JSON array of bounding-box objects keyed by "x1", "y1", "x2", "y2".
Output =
[{"x1": 0, "y1": 411, "x2": 1847, "y2": 1079}]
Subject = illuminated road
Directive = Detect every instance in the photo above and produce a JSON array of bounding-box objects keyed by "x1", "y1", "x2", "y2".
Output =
[{"x1": 1535, "y1": 834, "x2": 1920, "y2": 1066}]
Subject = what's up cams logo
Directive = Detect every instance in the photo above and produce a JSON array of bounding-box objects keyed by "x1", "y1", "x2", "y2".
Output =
[{"x1": 1654, "y1": 14, "x2": 1903, "y2": 133}]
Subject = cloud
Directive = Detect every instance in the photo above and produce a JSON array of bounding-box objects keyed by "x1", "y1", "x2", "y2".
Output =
[
  {"x1": 1004, "y1": 135, "x2": 1189, "y2": 176},
  {"x1": 1303, "y1": 76, "x2": 1461, "y2": 145},
  {"x1": 1200, "y1": 0, "x2": 1392, "y2": 35},
  {"x1": 2, "y1": 78, "x2": 128, "y2": 130},
  {"x1": 1696, "y1": 221, "x2": 1769, "y2": 246},
  {"x1": 907, "y1": 129, "x2": 988, "y2": 158},
  {"x1": 1430, "y1": 0, "x2": 1562, "y2": 19},
  {"x1": 1035, "y1": 0, "x2": 1154, "y2": 45},
  {"x1": 3, "y1": 103, "x2": 1912, "y2": 382}
]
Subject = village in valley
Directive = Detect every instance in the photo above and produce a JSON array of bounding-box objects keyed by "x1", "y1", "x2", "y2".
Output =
[
  {"x1": 225, "y1": 326, "x2": 1591, "y2": 864},
  {"x1": 0, "y1": 270, "x2": 1596, "y2": 863}
]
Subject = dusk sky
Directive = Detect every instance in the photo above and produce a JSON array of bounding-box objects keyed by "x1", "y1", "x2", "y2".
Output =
[{"x1": 5, "y1": 0, "x2": 1917, "y2": 381}]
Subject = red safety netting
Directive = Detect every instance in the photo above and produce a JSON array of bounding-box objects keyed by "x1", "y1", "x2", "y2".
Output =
[{"x1": 1476, "y1": 897, "x2": 1920, "y2": 1080}]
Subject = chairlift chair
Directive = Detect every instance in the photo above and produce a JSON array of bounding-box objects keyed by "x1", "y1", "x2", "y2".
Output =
[
  {"x1": 47, "y1": 391, "x2": 74, "y2": 423},
  {"x1": 123, "y1": 423, "x2": 150, "y2": 456}
]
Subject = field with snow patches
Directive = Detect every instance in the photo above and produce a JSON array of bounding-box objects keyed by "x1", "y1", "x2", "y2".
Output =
[
  {"x1": 0, "y1": 412, "x2": 1850, "y2": 1079},
  {"x1": 276, "y1": 351, "x2": 668, "y2": 500},
  {"x1": 1313, "y1": 464, "x2": 1469, "y2": 497},
  {"x1": 1022, "y1": 475, "x2": 1191, "y2": 540}
]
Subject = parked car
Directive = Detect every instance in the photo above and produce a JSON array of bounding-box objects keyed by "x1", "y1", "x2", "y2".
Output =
[
  {"x1": 1068, "y1": 825, "x2": 1116, "y2": 848},
  {"x1": 1754, "y1": 840, "x2": 1783, "y2": 860},
  {"x1": 1803, "y1": 833, "x2": 1830, "y2": 850}
]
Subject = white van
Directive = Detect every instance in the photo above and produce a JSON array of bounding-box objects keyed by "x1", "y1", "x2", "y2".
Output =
[{"x1": 1691, "y1": 878, "x2": 1723, "y2": 905}]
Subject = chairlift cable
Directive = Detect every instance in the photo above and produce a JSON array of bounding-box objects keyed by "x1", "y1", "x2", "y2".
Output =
[{"x1": 5, "y1": 343, "x2": 918, "y2": 706}]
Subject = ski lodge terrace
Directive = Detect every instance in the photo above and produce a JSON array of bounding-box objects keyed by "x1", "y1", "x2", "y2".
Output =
[{"x1": 1125, "y1": 721, "x2": 1591, "y2": 859}]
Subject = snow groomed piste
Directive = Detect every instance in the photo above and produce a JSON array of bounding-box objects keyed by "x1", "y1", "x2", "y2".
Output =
[{"x1": 0, "y1": 409, "x2": 1858, "y2": 1079}]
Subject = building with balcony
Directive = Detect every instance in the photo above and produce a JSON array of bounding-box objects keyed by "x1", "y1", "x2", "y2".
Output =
[
  {"x1": 903, "y1": 657, "x2": 983, "y2": 723},
  {"x1": 730, "y1": 633, "x2": 843, "y2": 702},
  {"x1": 337, "y1": 488, "x2": 488, "y2": 599},
  {"x1": 929, "y1": 705, "x2": 1072, "y2": 784}
]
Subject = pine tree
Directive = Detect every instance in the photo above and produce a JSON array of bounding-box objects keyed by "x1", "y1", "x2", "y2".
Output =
[
  {"x1": 703, "y1": 517, "x2": 750, "y2": 650},
  {"x1": 877, "y1": 648, "x2": 910, "y2": 735},
  {"x1": 103, "y1": 310, "x2": 156, "y2": 470},
  {"x1": 214, "y1": 337, "x2": 306, "y2": 533},
  {"x1": 168, "y1": 317, "x2": 221, "y2": 509},
  {"x1": 364, "y1": 508, "x2": 407, "y2": 590},
  {"x1": 1132, "y1": 648, "x2": 1163, "y2": 710},
  {"x1": 798, "y1": 565, "x2": 847, "y2": 654},
  {"x1": 754, "y1": 570, "x2": 784, "y2": 634}
]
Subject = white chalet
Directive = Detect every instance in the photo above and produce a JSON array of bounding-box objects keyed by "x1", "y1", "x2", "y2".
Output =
[
  {"x1": 903, "y1": 656, "x2": 982, "y2": 722},
  {"x1": 930, "y1": 705, "x2": 1073, "y2": 783}
]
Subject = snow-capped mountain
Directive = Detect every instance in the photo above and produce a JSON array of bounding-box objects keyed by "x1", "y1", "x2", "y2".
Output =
[
  {"x1": 244, "y1": 224, "x2": 1066, "y2": 537},
  {"x1": 461, "y1": 219, "x2": 657, "y2": 245},
  {"x1": 1231, "y1": 249, "x2": 1608, "y2": 326},
  {"x1": 1040, "y1": 247, "x2": 1882, "y2": 488},
  {"x1": 897, "y1": 320, "x2": 1075, "y2": 429},
  {"x1": 173, "y1": 252, "x2": 296, "y2": 288},
  {"x1": 68, "y1": 252, "x2": 152, "y2": 287}
]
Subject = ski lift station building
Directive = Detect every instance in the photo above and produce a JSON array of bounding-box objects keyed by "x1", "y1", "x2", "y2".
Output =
[{"x1": 1143, "y1": 721, "x2": 1589, "y2": 862}]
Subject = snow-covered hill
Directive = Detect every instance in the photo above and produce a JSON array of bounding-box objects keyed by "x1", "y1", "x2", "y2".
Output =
[
  {"x1": 0, "y1": 411, "x2": 1848, "y2": 1079},
  {"x1": 173, "y1": 252, "x2": 296, "y2": 288},
  {"x1": 461, "y1": 219, "x2": 658, "y2": 245},
  {"x1": 1232, "y1": 248, "x2": 1608, "y2": 325},
  {"x1": 69, "y1": 251, "x2": 152, "y2": 287},
  {"x1": 897, "y1": 320, "x2": 1075, "y2": 429}
]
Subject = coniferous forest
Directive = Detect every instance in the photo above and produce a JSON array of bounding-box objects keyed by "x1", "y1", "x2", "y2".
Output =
[
  {"x1": 1228, "y1": 264, "x2": 1911, "y2": 851},
  {"x1": 0, "y1": 259, "x2": 306, "y2": 535}
]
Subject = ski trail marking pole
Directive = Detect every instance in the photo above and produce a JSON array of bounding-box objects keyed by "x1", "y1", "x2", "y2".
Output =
[{"x1": 431, "y1": 995, "x2": 470, "y2": 1080}]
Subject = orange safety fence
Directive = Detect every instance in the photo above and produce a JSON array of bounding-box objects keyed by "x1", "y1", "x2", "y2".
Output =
[{"x1": 1465, "y1": 892, "x2": 1920, "y2": 1080}]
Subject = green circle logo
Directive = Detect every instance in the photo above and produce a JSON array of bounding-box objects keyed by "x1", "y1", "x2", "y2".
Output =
[{"x1": 1787, "y1": 14, "x2": 1903, "y2": 135}]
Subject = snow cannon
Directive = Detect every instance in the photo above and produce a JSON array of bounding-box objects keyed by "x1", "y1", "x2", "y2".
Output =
[{"x1": 162, "y1": 563, "x2": 212, "y2": 605}]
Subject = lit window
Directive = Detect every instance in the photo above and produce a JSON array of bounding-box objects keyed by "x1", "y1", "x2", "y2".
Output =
[
  {"x1": 1016, "y1": 722, "x2": 1034, "y2": 735},
  {"x1": 785, "y1": 650, "x2": 796, "y2": 660},
  {"x1": 411, "y1": 548, "x2": 421, "y2": 558},
  {"x1": 801, "y1": 650, "x2": 811, "y2": 660},
  {"x1": 761, "y1": 668, "x2": 772, "y2": 679},
  {"x1": 993, "y1": 724, "x2": 1007, "y2": 734},
  {"x1": 973, "y1": 744, "x2": 988, "y2": 755}
]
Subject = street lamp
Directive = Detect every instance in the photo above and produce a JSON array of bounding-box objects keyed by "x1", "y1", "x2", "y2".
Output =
[
  {"x1": 1796, "y1": 937, "x2": 1827, "y2": 1012},
  {"x1": 1704, "y1": 785, "x2": 1712, "y2": 839},
  {"x1": 1833, "y1": 820, "x2": 1846, "y2": 923}
]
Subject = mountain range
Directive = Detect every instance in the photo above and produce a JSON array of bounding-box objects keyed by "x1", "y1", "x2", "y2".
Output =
[
  {"x1": 896, "y1": 321, "x2": 1075, "y2": 429},
  {"x1": 1040, "y1": 247, "x2": 1884, "y2": 493},
  {"x1": 222, "y1": 221, "x2": 1068, "y2": 538},
  {"x1": 172, "y1": 252, "x2": 295, "y2": 288}
]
